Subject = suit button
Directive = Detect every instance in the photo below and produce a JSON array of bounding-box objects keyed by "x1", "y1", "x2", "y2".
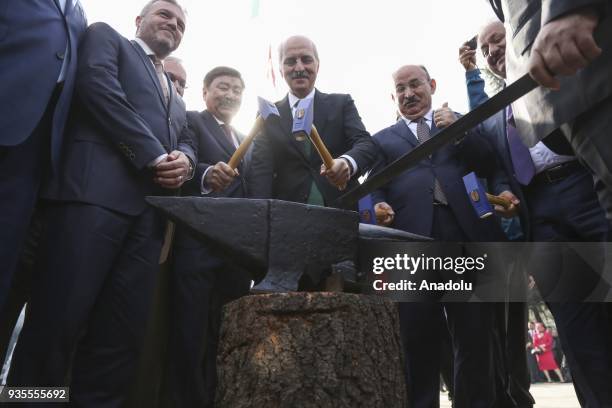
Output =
[{"x1": 56, "y1": 51, "x2": 65, "y2": 60}]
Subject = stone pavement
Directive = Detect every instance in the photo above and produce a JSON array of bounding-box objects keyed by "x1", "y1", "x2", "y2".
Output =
[{"x1": 440, "y1": 382, "x2": 580, "y2": 407}]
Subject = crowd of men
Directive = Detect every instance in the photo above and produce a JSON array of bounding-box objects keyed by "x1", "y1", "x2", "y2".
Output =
[{"x1": 1, "y1": 0, "x2": 611, "y2": 407}]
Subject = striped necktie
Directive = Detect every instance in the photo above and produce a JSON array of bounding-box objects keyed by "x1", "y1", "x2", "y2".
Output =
[
  {"x1": 416, "y1": 118, "x2": 448, "y2": 205},
  {"x1": 150, "y1": 55, "x2": 169, "y2": 105}
]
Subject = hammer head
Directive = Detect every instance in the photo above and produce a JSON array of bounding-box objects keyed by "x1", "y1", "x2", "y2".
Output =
[
  {"x1": 463, "y1": 172, "x2": 493, "y2": 219},
  {"x1": 291, "y1": 98, "x2": 314, "y2": 139},
  {"x1": 257, "y1": 96, "x2": 280, "y2": 120}
]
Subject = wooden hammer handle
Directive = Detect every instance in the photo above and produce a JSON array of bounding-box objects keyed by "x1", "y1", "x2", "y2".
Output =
[
  {"x1": 310, "y1": 125, "x2": 335, "y2": 169},
  {"x1": 228, "y1": 116, "x2": 264, "y2": 169},
  {"x1": 486, "y1": 193, "x2": 512, "y2": 209}
]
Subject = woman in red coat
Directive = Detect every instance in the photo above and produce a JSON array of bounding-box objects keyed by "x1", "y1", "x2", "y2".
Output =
[{"x1": 532, "y1": 322, "x2": 565, "y2": 382}]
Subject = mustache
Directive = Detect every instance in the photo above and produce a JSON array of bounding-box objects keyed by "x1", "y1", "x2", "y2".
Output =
[
  {"x1": 403, "y1": 96, "x2": 419, "y2": 106},
  {"x1": 290, "y1": 71, "x2": 309, "y2": 79},
  {"x1": 219, "y1": 98, "x2": 239, "y2": 109}
]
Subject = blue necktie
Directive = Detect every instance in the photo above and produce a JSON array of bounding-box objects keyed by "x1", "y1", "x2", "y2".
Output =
[{"x1": 506, "y1": 106, "x2": 535, "y2": 185}]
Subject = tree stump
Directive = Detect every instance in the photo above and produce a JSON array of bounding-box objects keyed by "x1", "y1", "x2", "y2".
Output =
[{"x1": 216, "y1": 292, "x2": 407, "y2": 408}]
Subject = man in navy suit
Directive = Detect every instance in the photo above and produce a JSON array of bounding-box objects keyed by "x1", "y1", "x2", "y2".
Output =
[
  {"x1": 489, "y1": 0, "x2": 612, "y2": 222},
  {"x1": 0, "y1": 0, "x2": 87, "y2": 317},
  {"x1": 165, "y1": 66, "x2": 251, "y2": 408},
  {"x1": 249, "y1": 35, "x2": 377, "y2": 209},
  {"x1": 8, "y1": 2, "x2": 195, "y2": 407},
  {"x1": 469, "y1": 20, "x2": 612, "y2": 407},
  {"x1": 372, "y1": 64, "x2": 506, "y2": 408}
]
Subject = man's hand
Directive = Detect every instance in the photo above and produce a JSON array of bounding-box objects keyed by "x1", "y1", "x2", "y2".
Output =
[
  {"x1": 494, "y1": 190, "x2": 520, "y2": 218},
  {"x1": 459, "y1": 43, "x2": 477, "y2": 71},
  {"x1": 205, "y1": 161, "x2": 238, "y2": 192},
  {"x1": 433, "y1": 102, "x2": 457, "y2": 129},
  {"x1": 321, "y1": 158, "x2": 350, "y2": 190},
  {"x1": 154, "y1": 150, "x2": 191, "y2": 189},
  {"x1": 529, "y1": 8, "x2": 601, "y2": 90},
  {"x1": 375, "y1": 202, "x2": 395, "y2": 226}
]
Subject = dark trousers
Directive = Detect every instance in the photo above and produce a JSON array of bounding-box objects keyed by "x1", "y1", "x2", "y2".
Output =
[
  {"x1": 0, "y1": 86, "x2": 58, "y2": 314},
  {"x1": 566, "y1": 95, "x2": 612, "y2": 222},
  {"x1": 398, "y1": 205, "x2": 497, "y2": 408},
  {"x1": 8, "y1": 202, "x2": 164, "y2": 408},
  {"x1": 164, "y1": 231, "x2": 250, "y2": 408},
  {"x1": 525, "y1": 168, "x2": 612, "y2": 407}
]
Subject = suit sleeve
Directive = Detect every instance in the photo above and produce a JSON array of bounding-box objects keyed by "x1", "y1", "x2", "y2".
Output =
[
  {"x1": 466, "y1": 69, "x2": 490, "y2": 110},
  {"x1": 457, "y1": 123, "x2": 498, "y2": 178},
  {"x1": 340, "y1": 95, "x2": 378, "y2": 176},
  {"x1": 247, "y1": 123, "x2": 275, "y2": 199},
  {"x1": 369, "y1": 137, "x2": 389, "y2": 205},
  {"x1": 75, "y1": 23, "x2": 166, "y2": 170},
  {"x1": 471, "y1": 120, "x2": 513, "y2": 194},
  {"x1": 542, "y1": 0, "x2": 608, "y2": 25}
]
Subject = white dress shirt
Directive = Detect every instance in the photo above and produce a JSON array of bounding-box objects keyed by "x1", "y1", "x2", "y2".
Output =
[{"x1": 400, "y1": 109, "x2": 434, "y2": 141}]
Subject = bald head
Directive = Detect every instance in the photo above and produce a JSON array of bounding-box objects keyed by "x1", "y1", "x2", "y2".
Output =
[
  {"x1": 392, "y1": 65, "x2": 436, "y2": 120},
  {"x1": 278, "y1": 35, "x2": 319, "y2": 63},
  {"x1": 279, "y1": 35, "x2": 320, "y2": 98},
  {"x1": 478, "y1": 20, "x2": 506, "y2": 78}
]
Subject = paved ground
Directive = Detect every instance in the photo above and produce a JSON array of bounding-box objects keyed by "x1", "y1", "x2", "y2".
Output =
[{"x1": 440, "y1": 382, "x2": 580, "y2": 408}]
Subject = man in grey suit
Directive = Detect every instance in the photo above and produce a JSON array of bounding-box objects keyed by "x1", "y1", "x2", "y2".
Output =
[{"x1": 490, "y1": 0, "x2": 612, "y2": 221}]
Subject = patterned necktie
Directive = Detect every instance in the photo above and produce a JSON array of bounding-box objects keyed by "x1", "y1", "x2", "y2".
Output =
[
  {"x1": 220, "y1": 123, "x2": 235, "y2": 148},
  {"x1": 150, "y1": 55, "x2": 169, "y2": 105},
  {"x1": 292, "y1": 99, "x2": 324, "y2": 205},
  {"x1": 506, "y1": 106, "x2": 535, "y2": 185},
  {"x1": 416, "y1": 118, "x2": 448, "y2": 204}
]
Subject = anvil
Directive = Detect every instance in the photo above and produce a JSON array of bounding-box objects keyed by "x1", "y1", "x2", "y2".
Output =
[{"x1": 146, "y1": 197, "x2": 427, "y2": 292}]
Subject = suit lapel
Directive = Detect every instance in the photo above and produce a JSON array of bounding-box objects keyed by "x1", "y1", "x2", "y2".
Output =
[
  {"x1": 313, "y1": 89, "x2": 329, "y2": 139},
  {"x1": 277, "y1": 96, "x2": 309, "y2": 164},
  {"x1": 130, "y1": 40, "x2": 168, "y2": 110},
  {"x1": 202, "y1": 111, "x2": 235, "y2": 158},
  {"x1": 394, "y1": 120, "x2": 418, "y2": 148},
  {"x1": 52, "y1": 0, "x2": 63, "y2": 14}
]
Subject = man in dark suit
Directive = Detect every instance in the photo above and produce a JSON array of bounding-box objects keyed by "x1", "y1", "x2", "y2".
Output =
[
  {"x1": 460, "y1": 21, "x2": 609, "y2": 408},
  {"x1": 372, "y1": 64, "x2": 506, "y2": 408},
  {"x1": 165, "y1": 66, "x2": 251, "y2": 408},
  {"x1": 249, "y1": 35, "x2": 377, "y2": 209},
  {"x1": 489, "y1": 0, "x2": 612, "y2": 222},
  {"x1": 0, "y1": 0, "x2": 87, "y2": 317},
  {"x1": 8, "y1": 2, "x2": 195, "y2": 407},
  {"x1": 473, "y1": 17, "x2": 612, "y2": 407}
]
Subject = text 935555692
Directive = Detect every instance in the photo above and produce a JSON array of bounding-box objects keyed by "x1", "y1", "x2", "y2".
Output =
[{"x1": 0, "y1": 386, "x2": 69, "y2": 402}]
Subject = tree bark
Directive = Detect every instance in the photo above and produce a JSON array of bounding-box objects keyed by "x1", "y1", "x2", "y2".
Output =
[{"x1": 216, "y1": 292, "x2": 407, "y2": 408}]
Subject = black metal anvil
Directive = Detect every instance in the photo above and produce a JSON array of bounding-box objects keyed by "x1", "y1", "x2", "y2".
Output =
[{"x1": 146, "y1": 197, "x2": 426, "y2": 292}]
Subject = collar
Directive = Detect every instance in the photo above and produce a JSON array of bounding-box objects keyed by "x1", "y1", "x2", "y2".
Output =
[
  {"x1": 288, "y1": 88, "x2": 316, "y2": 108},
  {"x1": 401, "y1": 108, "x2": 433, "y2": 128},
  {"x1": 210, "y1": 113, "x2": 227, "y2": 127},
  {"x1": 134, "y1": 38, "x2": 159, "y2": 61}
]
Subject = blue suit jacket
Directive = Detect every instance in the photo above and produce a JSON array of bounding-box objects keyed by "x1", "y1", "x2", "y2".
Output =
[
  {"x1": 372, "y1": 119, "x2": 505, "y2": 241},
  {"x1": 43, "y1": 22, "x2": 195, "y2": 216},
  {"x1": 183, "y1": 110, "x2": 250, "y2": 198},
  {"x1": 0, "y1": 0, "x2": 87, "y2": 169}
]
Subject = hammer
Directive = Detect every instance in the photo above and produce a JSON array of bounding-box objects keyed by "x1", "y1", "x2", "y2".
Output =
[
  {"x1": 463, "y1": 172, "x2": 512, "y2": 219},
  {"x1": 228, "y1": 96, "x2": 280, "y2": 169}
]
